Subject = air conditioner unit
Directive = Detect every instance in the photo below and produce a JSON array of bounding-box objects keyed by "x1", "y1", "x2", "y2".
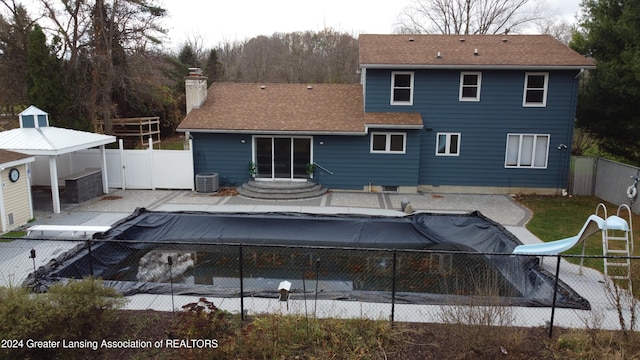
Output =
[{"x1": 195, "y1": 173, "x2": 219, "y2": 193}]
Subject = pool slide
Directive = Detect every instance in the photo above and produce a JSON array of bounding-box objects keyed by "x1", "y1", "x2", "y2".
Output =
[{"x1": 512, "y1": 214, "x2": 625, "y2": 255}]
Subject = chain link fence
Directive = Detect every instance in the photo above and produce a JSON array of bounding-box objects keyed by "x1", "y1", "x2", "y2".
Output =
[{"x1": 5, "y1": 237, "x2": 637, "y2": 335}]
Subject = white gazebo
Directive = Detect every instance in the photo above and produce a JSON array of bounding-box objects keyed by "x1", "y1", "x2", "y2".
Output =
[{"x1": 0, "y1": 106, "x2": 116, "y2": 213}]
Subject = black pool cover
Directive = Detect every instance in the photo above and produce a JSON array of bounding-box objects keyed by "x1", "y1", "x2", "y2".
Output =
[{"x1": 25, "y1": 208, "x2": 590, "y2": 310}]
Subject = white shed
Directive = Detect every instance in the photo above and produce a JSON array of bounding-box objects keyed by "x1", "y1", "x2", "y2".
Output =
[{"x1": 0, "y1": 149, "x2": 35, "y2": 232}]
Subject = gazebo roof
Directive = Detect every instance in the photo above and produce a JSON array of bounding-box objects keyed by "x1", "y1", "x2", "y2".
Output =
[
  {"x1": 19, "y1": 105, "x2": 48, "y2": 116},
  {"x1": 0, "y1": 127, "x2": 115, "y2": 156}
]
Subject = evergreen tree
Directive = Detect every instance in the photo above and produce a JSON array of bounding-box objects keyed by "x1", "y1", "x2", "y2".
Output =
[
  {"x1": 178, "y1": 44, "x2": 197, "y2": 67},
  {"x1": 204, "y1": 49, "x2": 222, "y2": 83},
  {"x1": 26, "y1": 24, "x2": 67, "y2": 126},
  {"x1": 571, "y1": 0, "x2": 640, "y2": 164}
]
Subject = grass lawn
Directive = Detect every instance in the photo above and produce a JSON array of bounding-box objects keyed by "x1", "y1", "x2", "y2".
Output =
[
  {"x1": 516, "y1": 195, "x2": 639, "y2": 272},
  {"x1": 0, "y1": 231, "x2": 26, "y2": 242}
]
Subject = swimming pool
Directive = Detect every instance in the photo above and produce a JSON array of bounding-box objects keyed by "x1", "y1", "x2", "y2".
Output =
[{"x1": 26, "y1": 208, "x2": 589, "y2": 309}]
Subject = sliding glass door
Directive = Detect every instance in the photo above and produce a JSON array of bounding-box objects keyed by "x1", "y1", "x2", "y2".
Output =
[{"x1": 254, "y1": 137, "x2": 311, "y2": 180}]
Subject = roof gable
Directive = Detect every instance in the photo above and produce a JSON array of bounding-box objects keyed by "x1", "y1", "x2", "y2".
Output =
[{"x1": 359, "y1": 34, "x2": 595, "y2": 69}]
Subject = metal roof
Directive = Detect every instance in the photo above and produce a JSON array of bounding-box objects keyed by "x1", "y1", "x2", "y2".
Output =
[
  {"x1": 19, "y1": 105, "x2": 48, "y2": 116},
  {"x1": 0, "y1": 127, "x2": 116, "y2": 156}
]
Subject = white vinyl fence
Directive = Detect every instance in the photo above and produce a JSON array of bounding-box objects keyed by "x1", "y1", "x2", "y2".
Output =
[{"x1": 31, "y1": 139, "x2": 194, "y2": 190}]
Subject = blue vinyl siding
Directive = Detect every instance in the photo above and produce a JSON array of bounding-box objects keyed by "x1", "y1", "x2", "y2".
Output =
[
  {"x1": 191, "y1": 67, "x2": 579, "y2": 192},
  {"x1": 313, "y1": 130, "x2": 421, "y2": 189},
  {"x1": 192, "y1": 133, "x2": 252, "y2": 186},
  {"x1": 365, "y1": 69, "x2": 579, "y2": 190},
  {"x1": 192, "y1": 131, "x2": 421, "y2": 190}
]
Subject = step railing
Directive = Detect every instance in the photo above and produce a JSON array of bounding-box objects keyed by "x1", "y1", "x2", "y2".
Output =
[{"x1": 313, "y1": 162, "x2": 333, "y2": 175}]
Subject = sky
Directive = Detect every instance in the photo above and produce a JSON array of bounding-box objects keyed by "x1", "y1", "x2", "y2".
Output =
[{"x1": 160, "y1": 0, "x2": 583, "y2": 50}]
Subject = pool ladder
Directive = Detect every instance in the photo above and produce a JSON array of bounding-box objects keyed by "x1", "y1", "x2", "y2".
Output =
[{"x1": 596, "y1": 203, "x2": 634, "y2": 292}]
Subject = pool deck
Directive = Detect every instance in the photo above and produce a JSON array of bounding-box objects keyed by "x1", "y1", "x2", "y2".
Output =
[{"x1": 3, "y1": 189, "x2": 637, "y2": 331}]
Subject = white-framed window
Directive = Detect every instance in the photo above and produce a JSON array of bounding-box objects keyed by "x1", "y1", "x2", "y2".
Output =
[
  {"x1": 390, "y1": 71, "x2": 414, "y2": 105},
  {"x1": 371, "y1": 132, "x2": 406, "y2": 154},
  {"x1": 505, "y1": 134, "x2": 549, "y2": 168},
  {"x1": 436, "y1": 133, "x2": 461, "y2": 156},
  {"x1": 459, "y1": 72, "x2": 481, "y2": 101},
  {"x1": 523, "y1": 72, "x2": 548, "y2": 107}
]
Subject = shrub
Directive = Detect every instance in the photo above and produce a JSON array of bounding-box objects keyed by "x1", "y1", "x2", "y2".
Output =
[
  {"x1": 46, "y1": 278, "x2": 127, "y2": 339},
  {"x1": 0, "y1": 278, "x2": 126, "y2": 358}
]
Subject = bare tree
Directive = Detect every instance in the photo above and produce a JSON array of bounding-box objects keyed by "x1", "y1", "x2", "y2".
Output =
[
  {"x1": 533, "y1": 16, "x2": 574, "y2": 44},
  {"x1": 396, "y1": 0, "x2": 546, "y2": 35},
  {"x1": 88, "y1": 0, "x2": 166, "y2": 134},
  {"x1": 213, "y1": 29, "x2": 359, "y2": 84}
]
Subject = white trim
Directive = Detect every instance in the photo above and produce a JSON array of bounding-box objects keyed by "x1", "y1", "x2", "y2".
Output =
[
  {"x1": 362, "y1": 64, "x2": 595, "y2": 70},
  {"x1": 522, "y1": 72, "x2": 549, "y2": 107},
  {"x1": 370, "y1": 132, "x2": 407, "y2": 154},
  {"x1": 178, "y1": 129, "x2": 366, "y2": 136},
  {"x1": 504, "y1": 133, "x2": 550, "y2": 169},
  {"x1": 459, "y1": 72, "x2": 481, "y2": 102},
  {"x1": 390, "y1": 71, "x2": 414, "y2": 105},
  {"x1": 364, "y1": 124, "x2": 423, "y2": 131},
  {"x1": 435, "y1": 132, "x2": 461, "y2": 156}
]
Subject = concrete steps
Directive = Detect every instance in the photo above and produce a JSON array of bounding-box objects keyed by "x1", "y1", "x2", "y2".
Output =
[{"x1": 237, "y1": 180, "x2": 328, "y2": 200}]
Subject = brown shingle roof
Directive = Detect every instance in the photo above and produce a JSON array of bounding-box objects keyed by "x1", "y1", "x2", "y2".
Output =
[
  {"x1": 364, "y1": 112, "x2": 423, "y2": 127},
  {"x1": 0, "y1": 149, "x2": 33, "y2": 165},
  {"x1": 359, "y1": 34, "x2": 595, "y2": 69},
  {"x1": 178, "y1": 83, "x2": 423, "y2": 133}
]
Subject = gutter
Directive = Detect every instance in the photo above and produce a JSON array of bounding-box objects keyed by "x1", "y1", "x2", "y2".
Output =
[
  {"x1": 176, "y1": 128, "x2": 368, "y2": 136},
  {"x1": 361, "y1": 64, "x2": 597, "y2": 71}
]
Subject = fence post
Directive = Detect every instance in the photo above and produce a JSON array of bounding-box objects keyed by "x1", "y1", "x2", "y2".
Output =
[
  {"x1": 239, "y1": 245, "x2": 244, "y2": 321},
  {"x1": 390, "y1": 249, "x2": 397, "y2": 325},
  {"x1": 549, "y1": 255, "x2": 562, "y2": 338},
  {"x1": 87, "y1": 240, "x2": 94, "y2": 277}
]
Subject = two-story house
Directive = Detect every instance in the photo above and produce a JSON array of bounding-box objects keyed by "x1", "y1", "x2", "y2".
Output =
[{"x1": 177, "y1": 34, "x2": 595, "y2": 196}]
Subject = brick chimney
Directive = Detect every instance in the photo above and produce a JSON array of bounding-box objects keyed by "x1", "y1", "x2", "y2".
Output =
[{"x1": 185, "y1": 68, "x2": 207, "y2": 115}]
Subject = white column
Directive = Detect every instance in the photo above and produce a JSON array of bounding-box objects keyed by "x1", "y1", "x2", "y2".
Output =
[
  {"x1": 26, "y1": 162, "x2": 33, "y2": 220},
  {"x1": 49, "y1": 156, "x2": 60, "y2": 213},
  {"x1": 149, "y1": 137, "x2": 155, "y2": 190},
  {"x1": 119, "y1": 139, "x2": 126, "y2": 190},
  {"x1": 100, "y1": 145, "x2": 109, "y2": 194},
  {"x1": 0, "y1": 171, "x2": 7, "y2": 232}
]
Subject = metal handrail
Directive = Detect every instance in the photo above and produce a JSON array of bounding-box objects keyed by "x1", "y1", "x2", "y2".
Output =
[{"x1": 313, "y1": 162, "x2": 333, "y2": 175}]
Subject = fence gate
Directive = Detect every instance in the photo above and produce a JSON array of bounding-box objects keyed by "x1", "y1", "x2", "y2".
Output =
[
  {"x1": 123, "y1": 150, "x2": 153, "y2": 189},
  {"x1": 570, "y1": 156, "x2": 596, "y2": 196}
]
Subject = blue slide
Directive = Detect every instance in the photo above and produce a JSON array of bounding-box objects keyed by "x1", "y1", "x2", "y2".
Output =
[{"x1": 512, "y1": 215, "x2": 607, "y2": 255}]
